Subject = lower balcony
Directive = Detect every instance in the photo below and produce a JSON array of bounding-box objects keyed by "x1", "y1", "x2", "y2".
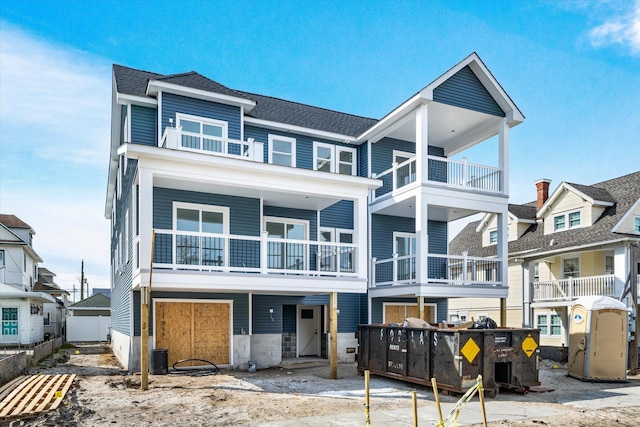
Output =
[
  {"x1": 532, "y1": 275, "x2": 616, "y2": 302},
  {"x1": 371, "y1": 253, "x2": 502, "y2": 287},
  {"x1": 151, "y1": 229, "x2": 357, "y2": 278}
]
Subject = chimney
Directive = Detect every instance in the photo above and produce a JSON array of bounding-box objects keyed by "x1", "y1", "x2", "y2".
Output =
[{"x1": 535, "y1": 179, "x2": 551, "y2": 210}]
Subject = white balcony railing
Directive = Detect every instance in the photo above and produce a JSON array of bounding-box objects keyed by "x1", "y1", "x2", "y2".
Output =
[
  {"x1": 161, "y1": 126, "x2": 264, "y2": 162},
  {"x1": 151, "y1": 229, "x2": 357, "y2": 277},
  {"x1": 371, "y1": 253, "x2": 501, "y2": 287},
  {"x1": 373, "y1": 156, "x2": 502, "y2": 200},
  {"x1": 532, "y1": 275, "x2": 616, "y2": 302}
]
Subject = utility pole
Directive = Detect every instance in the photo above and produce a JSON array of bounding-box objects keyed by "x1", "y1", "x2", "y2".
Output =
[{"x1": 80, "y1": 260, "x2": 85, "y2": 301}]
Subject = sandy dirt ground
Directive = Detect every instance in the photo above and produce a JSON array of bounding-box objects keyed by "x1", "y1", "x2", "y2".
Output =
[{"x1": 6, "y1": 344, "x2": 640, "y2": 426}]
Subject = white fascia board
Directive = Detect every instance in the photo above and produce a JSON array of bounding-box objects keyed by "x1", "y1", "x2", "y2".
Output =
[
  {"x1": 368, "y1": 283, "x2": 508, "y2": 299},
  {"x1": 475, "y1": 213, "x2": 494, "y2": 233},
  {"x1": 116, "y1": 93, "x2": 157, "y2": 107},
  {"x1": 612, "y1": 197, "x2": 640, "y2": 233},
  {"x1": 0, "y1": 228, "x2": 43, "y2": 263},
  {"x1": 243, "y1": 117, "x2": 357, "y2": 144},
  {"x1": 106, "y1": 77, "x2": 122, "y2": 218},
  {"x1": 135, "y1": 271, "x2": 368, "y2": 295},
  {"x1": 146, "y1": 80, "x2": 256, "y2": 112},
  {"x1": 356, "y1": 94, "x2": 423, "y2": 143},
  {"x1": 420, "y1": 53, "x2": 524, "y2": 125},
  {"x1": 120, "y1": 144, "x2": 381, "y2": 196},
  {"x1": 420, "y1": 184, "x2": 509, "y2": 214}
]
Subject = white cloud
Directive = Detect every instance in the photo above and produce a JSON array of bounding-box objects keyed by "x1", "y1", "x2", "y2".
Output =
[
  {"x1": 589, "y1": 0, "x2": 640, "y2": 55},
  {"x1": 0, "y1": 22, "x2": 112, "y2": 166}
]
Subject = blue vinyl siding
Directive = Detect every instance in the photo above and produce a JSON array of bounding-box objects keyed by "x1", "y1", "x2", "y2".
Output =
[
  {"x1": 162, "y1": 93, "x2": 242, "y2": 140},
  {"x1": 111, "y1": 160, "x2": 138, "y2": 336},
  {"x1": 371, "y1": 137, "x2": 415, "y2": 176},
  {"x1": 371, "y1": 214, "x2": 415, "y2": 260},
  {"x1": 433, "y1": 66, "x2": 504, "y2": 117},
  {"x1": 132, "y1": 292, "x2": 249, "y2": 336},
  {"x1": 130, "y1": 105, "x2": 157, "y2": 146},
  {"x1": 371, "y1": 214, "x2": 447, "y2": 283},
  {"x1": 358, "y1": 143, "x2": 368, "y2": 178},
  {"x1": 252, "y1": 293, "x2": 360, "y2": 334},
  {"x1": 320, "y1": 201, "x2": 353, "y2": 230},
  {"x1": 152, "y1": 188, "x2": 261, "y2": 268},
  {"x1": 244, "y1": 125, "x2": 355, "y2": 172},
  {"x1": 371, "y1": 297, "x2": 448, "y2": 324}
]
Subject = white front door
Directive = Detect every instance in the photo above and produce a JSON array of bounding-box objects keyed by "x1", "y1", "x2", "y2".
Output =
[{"x1": 298, "y1": 306, "x2": 320, "y2": 356}]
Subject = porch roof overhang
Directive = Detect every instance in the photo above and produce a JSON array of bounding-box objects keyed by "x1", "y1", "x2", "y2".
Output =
[
  {"x1": 120, "y1": 143, "x2": 381, "y2": 211},
  {"x1": 0, "y1": 283, "x2": 56, "y2": 304}
]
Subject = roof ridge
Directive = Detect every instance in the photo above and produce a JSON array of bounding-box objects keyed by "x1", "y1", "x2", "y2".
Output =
[{"x1": 113, "y1": 63, "x2": 162, "y2": 77}]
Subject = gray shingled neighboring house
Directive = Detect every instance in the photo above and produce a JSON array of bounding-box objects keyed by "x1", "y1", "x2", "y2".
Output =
[{"x1": 449, "y1": 171, "x2": 640, "y2": 352}]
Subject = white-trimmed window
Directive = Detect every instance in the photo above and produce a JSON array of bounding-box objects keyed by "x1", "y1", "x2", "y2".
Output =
[
  {"x1": 394, "y1": 232, "x2": 416, "y2": 281},
  {"x1": 537, "y1": 313, "x2": 562, "y2": 337},
  {"x1": 393, "y1": 150, "x2": 416, "y2": 187},
  {"x1": 562, "y1": 257, "x2": 579, "y2": 279},
  {"x1": 177, "y1": 113, "x2": 228, "y2": 152},
  {"x1": 489, "y1": 230, "x2": 498, "y2": 245},
  {"x1": 174, "y1": 203, "x2": 230, "y2": 267},
  {"x1": 319, "y1": 227, "x2": 354, "y2": 272},
  {"x1": 313, "y1": 142, "x2": 357, "y2": 175},
  {"x1": 0, "y1": 250, "x2": 4, "y2": 269},
  {"x1": 635, "y1": 216, "x2": 640, "y2": 233},
  {"x1": 265, "y1": 217, "x2": 308, "y2": 270},
  {"x1": 44, "y1": 312, "x2": 51, "y2": 326},
  {"x1": 533, "y1": 262, "x2": 540, "y2": 281},
  {"x1": 554, "y1": 210, "x2": 581, "y2": 231},
  {"x1": 268, "y1": 135, "x2": 296, "y2": 167},
  {"x1": 605, "y1": 255, "x2": 614, "y2": 275}
]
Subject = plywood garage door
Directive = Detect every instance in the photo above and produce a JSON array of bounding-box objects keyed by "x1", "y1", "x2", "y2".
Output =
[
  {"x1": 384, "y1": 304, "x2": 433, "y2": 324},
  {"x1": 155, "y1": 302, "x2": 230, "y2": 367}
]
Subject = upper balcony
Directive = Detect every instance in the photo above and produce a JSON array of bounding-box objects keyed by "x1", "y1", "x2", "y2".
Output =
[
  {"x1": 161, "y1": 126, "x2": 264, "y2": 162},
  {"x1": 372, "y1": 155, "x2": 502, "y2": 201}
]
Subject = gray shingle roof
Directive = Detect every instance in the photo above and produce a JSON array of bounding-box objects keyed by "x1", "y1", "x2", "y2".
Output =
[
  {"x1": 70, "y1": 293, "x2": 111, "y2": 309},
  {"x1": 450, "y1": 171, "x2": 640, "y2": 259},
  {"x1": 508, "y1": 204, "x2": 536, "y2": 220},
  {"x1": 566, "y1": 182, "x2": 615, "y2": 204},
  {"x1": 113, "y1": 65, "x2": 378, "y2": 137},
  {"x1": 0, "y1": 214, "x2": 31, "y2": 229}
]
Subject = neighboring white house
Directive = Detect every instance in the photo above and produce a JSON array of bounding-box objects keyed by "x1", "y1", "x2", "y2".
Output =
[
  {"x1": 0, "y1": 214, "x2": 54, "y2": 345},
  {"x1": 35, "y1": 267, "x2": 69, "y2": 341}
]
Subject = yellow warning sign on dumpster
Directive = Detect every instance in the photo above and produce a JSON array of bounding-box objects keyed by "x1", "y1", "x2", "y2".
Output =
[
  {"x1": 461, "y1": 337, "x2": 480, "y2": 363},
  {"x1": 522, "y1": 334, "x2": 538, "y2": 358}
]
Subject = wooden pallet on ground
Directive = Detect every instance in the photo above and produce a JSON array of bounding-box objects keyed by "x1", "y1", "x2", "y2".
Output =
[{"x1": 0, "y1": 374, "x2": 76, "y2": 422}]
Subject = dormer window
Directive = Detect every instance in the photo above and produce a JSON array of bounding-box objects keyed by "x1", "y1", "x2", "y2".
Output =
[
  {"x1": 635, "y1": 216, "x2": 640, "y2": 233},
  {"x1": 553, "y1": 210, "x2": 581, "y2": 231},
  {"x1": 489, "y1": 230, "x2": 497, "y2": 244}
]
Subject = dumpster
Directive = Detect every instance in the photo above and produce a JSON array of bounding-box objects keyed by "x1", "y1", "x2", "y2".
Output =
[
  {"x1": 357, "y1": 323, "x2": 540, "y2": 397},
  {"x1": 568, "y1": 296, "x2": 628, "y2": 381},
  {"x1": 150, "y1": 349, "x2": 168, "y2": 375}
]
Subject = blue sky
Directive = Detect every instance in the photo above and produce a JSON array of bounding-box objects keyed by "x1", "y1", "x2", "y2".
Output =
[{"x1": 1, "y1": 0, "x2": 638, "y2": 298}]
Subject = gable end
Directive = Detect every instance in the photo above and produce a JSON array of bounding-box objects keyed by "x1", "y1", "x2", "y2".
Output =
[{"x1": 433, "y1": 66, "x2": 505, "y2": 117}]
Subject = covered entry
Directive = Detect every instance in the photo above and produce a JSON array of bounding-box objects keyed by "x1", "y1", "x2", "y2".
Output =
[
  {"x1": 297, "y1": 305, "x2": 321, "y2": 356},
  {"x1": 155, "y1": 300, "x2": 231, "y2": 366}
]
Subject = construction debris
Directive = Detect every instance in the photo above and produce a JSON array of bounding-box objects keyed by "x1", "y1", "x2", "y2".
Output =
[{"x1": 0, "y1": 374, "x2": 76, "y2": 422}]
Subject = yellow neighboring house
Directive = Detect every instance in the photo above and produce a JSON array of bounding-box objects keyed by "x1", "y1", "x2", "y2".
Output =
[{"x1": 449, "y1": 172, "x2": 640, "y2": 349}]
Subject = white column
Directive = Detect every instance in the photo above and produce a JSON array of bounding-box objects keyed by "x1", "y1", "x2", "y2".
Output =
[
  {"x1": 138, "y1": 167, "x2": 154, "y2": 271},
  {"x1": 614, "y1": 245, "x2": 630, "y2": 301},
  {"x1": 498, "y1": 119, "x2": 509, "y2": 195},
  {"x1": 496, "y1": 209, "x2": 508, "y2": 289},
  {"x1": 355, "y1": 195, "x2": 369, "y2": 280},
  {"x1": 415, "y1": 103, "x2": 429, "y2": 184},
  {"x1": 522, "y1": 261, "x2": 531, "y2": 328},
  {"x1": 415, "y1": 191, "x2": 429, "y2": 285}
]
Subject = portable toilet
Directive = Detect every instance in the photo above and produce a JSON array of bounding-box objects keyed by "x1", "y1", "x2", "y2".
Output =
[{"x1": 568, "y1": 295, "x2": 629, "y2": 381}]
